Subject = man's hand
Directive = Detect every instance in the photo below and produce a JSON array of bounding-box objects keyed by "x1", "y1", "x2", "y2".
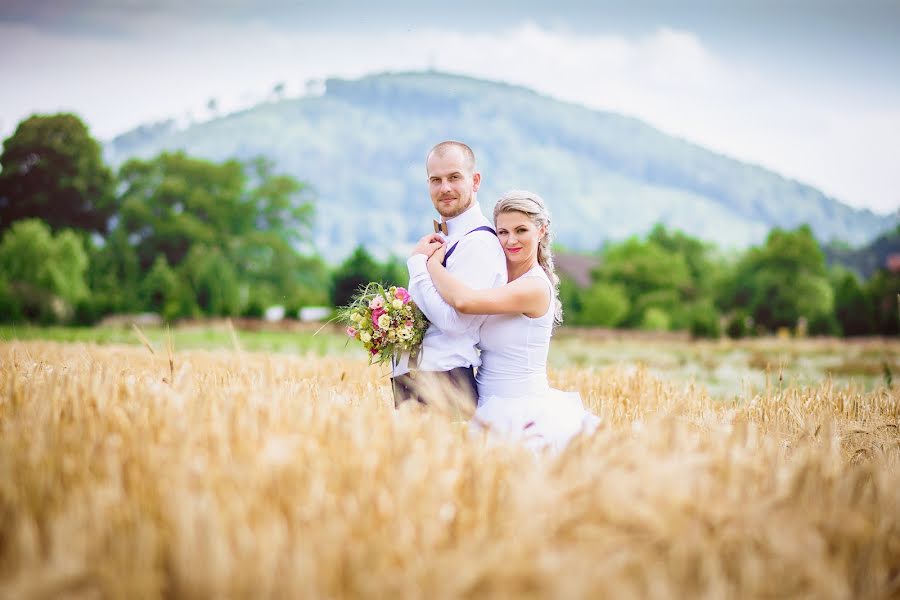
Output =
[{"x1": 411, "y1": 233, "x2": 445, "y2": 258}]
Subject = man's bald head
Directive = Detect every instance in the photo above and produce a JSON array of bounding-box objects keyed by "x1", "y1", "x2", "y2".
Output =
[{"x1": 426, "y1": 141, "x2": 476, "y2": 175}]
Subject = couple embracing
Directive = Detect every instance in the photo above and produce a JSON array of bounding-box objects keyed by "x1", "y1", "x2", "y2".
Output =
[{"x1": 393, "y1": 140, "x2": 599, "y2": 453}]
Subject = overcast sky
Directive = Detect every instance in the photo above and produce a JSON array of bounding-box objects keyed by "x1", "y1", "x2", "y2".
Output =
[{"x1": 2, "y1": 0, "x2": 899, "y2": 214}]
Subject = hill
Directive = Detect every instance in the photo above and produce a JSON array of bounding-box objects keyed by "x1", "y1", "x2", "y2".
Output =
[
  {"x1": 106, "y1": 71, "x2": 898, "y2": 260},
  {"x1": 825, "y1": 225, "x2": 900, "y2": 279}
]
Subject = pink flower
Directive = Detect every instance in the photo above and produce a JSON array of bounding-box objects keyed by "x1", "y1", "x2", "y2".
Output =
[
  {"x1": 346, "y1": 326, "x2": 357, "y2": 337},
  {"x1": 372, "y1": 307, "x2": 386, "y2": 328},
  {"x1": 369, "y1": 296, "x2": 385, "y2": 310},
  {"x1": 394, "y1": 287, "x2": 411, "y2": 304},
  {"x1": 405, "y1": 320, "x2": 413, "y2": 327},
  {"x1": 370, "y1": 347, "x2": 379, "y2": 355}
]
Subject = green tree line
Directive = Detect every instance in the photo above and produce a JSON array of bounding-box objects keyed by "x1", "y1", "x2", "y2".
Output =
[
  {"x1": 559, "y1": 224, "x2": 900, "y2": 337},
  {"x1": 1, "y1": 113, "x2": 897, "y2": 336},
  {"x1": 0, "y1": 113, "x2": 333, "y2": 323}
]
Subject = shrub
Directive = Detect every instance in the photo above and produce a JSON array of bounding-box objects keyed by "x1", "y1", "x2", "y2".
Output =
[
  {"x1": 579, "y1": 283, "x2": 630, "y2": 327},
  {"x1": 687, "y1": 302, "x2": 721, "y2": 339},
  {"x1": 640, "y1": 307, "x2": 671, "y2": 331},
  {"x1": 726, "y1": 311, "x2": 752, "y2": 339},
  {"x1": 0, "y1": 277, "x2": 23, "y2": 323}
]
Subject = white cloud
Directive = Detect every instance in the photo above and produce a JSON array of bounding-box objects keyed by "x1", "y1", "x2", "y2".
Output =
[{"x1": 1, "y1": 19, "x2": 897, "y2": 214}]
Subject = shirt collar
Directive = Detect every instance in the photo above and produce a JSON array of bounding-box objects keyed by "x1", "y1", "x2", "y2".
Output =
[{"x1": 444, "y1": 202, "x2": 486, "y2": 239}]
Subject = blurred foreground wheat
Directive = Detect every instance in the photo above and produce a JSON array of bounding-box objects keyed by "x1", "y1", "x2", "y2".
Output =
[{"x1": 1, "y1": 341, "x2": 898, "y2": 599}]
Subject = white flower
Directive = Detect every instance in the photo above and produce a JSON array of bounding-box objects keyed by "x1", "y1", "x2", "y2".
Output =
[
  {"x1": 392, "y1": 299, "x2": 403, "y2": 309},
  {"x1": 360, "y1": 331, "x2": 372, "y2": 343},
  {"x1": 377, "y1": 314, "x2": 391, "y2": 329}
]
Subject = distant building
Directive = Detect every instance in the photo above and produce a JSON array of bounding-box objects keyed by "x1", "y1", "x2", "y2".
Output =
[
  {"x1": 299, "y1": 306, "x2": 331, "y2": 322},
  {"x1": 264, "y1": 306, "x2": 286, "y2": 322},
  {"x1": 554, "y1": 253, "x2": 600, "y2": 288},
  {"x1": 887, "y1": 253, "x2": 900, "y2": 273}
]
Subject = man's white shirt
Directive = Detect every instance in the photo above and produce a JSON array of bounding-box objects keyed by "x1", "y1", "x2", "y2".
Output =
[{"x1": 405, "y1": 202, "x2": 507, "y2": 372}]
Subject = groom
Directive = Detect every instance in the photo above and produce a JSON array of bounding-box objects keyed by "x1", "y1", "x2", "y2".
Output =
[{"x1": 392, "y1": 141, "x2": 507, "y2": 407}]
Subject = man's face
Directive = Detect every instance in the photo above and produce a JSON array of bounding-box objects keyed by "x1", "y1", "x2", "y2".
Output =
[{"x1": 426, "y1": 148, "x2": 480, "y2": 219}]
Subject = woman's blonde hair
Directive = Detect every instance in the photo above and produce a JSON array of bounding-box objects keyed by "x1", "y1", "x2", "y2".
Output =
[{"x1": 493, "y1": 190, "x2": 562, "y2": 325}]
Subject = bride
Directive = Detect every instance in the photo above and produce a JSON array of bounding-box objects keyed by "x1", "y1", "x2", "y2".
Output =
[{"x1": 419, "y1": 190, "x2": 600, "y2": 453}]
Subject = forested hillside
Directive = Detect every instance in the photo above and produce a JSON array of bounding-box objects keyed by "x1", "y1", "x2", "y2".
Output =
[{"x1": 107, "y1": 71, "x2": 897, "y2": 259}]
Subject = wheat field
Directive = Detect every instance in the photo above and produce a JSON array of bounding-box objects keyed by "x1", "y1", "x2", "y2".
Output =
[{"x1": 1, "y1": 339, "x2": 899, "y2": 599}]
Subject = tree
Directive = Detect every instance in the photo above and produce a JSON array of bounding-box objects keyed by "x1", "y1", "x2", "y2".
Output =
[
  {"x1": 831, "y1": 268, "x2": 873, "y2": 336},
  {"x1": 178, "y1": 246, "x2": 241, "y2": 317},
  {"x1": 640, "y1": 307, "x2": 671, "y2": 331},
  {"x1": 725, "y1": 311, "x2": 752, "y2": 339},
  {"x1": 0, "y1": 219, "x2": 89, "y2": 322},
  {"x1": 686, "y1": 301, "x2": 722, "y2": 339},
  {"x1": 592, "y1": 236, "x2": 692, "y2": 326},
  {"x1": 139, "y1": 255, "x2": 181, "y2": 320},
  {"x1": 111, "y1": 152, "x2": 317, "y2": 317},
  {"x1": 558, "y1": 276, "x2": 584, "y2": 324},
  {"x1": 647, "y1": 224, "x2": 722, "y2": 300},
  {"x1": 289, "y1": 254, "x2": 331, "y2": 308},
  {"x1": 85, "y1": 227, "x2": 141, "y2": 315},
  {"x1": 633, "y1": 288, "x2": 685, "y2": 329},
  {"x1": 578, "y1": 282, "x2": 630, "y2": 327},
  {"x1": 726, "y1": 225, "x2": 834, "y2": 332},
  {"x1": 243, "y1": 243, "x2": 330, "y2": 315},
  {"x1": 116, "y1": 152, "x2": 313, "y2": 272},
  {"x1": 0, "y1": 276, "x2": 21, "y2": 322},
  {"x1": 0, "y1": 113, "x2": 116, "y2": 235},
  {"x1": 866, "y1": 269, "x2": 900, "y2": 336},
  {"x1": 381, "y1": 255, "x2": 409, "y2": 289},
  {"x1": 331, "y1": 246, "x2": 382, "y2": 308}
]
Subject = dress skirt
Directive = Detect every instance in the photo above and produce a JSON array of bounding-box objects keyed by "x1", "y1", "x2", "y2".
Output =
[{"x1": 470, "y1": 388, "x2": 600, "y2": 454}]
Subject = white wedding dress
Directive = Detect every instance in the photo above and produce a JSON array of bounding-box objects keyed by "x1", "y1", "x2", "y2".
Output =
[{"x1": 473, "y1": 265, "x2": 600, "y2": 453}]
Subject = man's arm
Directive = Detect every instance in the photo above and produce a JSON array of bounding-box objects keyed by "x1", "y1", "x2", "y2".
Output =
[{"x1": 407, "y1": 233, "x2": 505, "y2": 333}]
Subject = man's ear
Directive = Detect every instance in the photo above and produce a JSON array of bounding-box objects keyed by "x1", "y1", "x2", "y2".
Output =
[{"x1": 472, "y1": 172, "x2": 481, "y2": 192}]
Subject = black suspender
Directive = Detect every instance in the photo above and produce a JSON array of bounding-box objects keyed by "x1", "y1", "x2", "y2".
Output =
[{"x1": 442, "y1": 225, "x2": 498, "y2": 267}]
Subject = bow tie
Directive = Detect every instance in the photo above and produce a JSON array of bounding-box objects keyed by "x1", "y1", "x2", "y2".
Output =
[{"x1": 433, "y1": 219, "x2": 448, "y2": 235}]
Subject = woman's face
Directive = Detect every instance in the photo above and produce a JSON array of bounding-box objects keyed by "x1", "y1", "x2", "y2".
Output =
[{"x1": 495, "y1": 211, "x2": 545, "y2": 268}]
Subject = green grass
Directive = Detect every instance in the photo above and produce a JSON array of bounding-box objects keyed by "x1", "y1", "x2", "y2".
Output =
[{"x1": 0, "y1": 324, "x2": 353, "y2": 356}]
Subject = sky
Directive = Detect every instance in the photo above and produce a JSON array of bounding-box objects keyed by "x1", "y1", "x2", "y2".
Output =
[{"x1": 1, "y1": 0, "x2": 899, "y2": 215}]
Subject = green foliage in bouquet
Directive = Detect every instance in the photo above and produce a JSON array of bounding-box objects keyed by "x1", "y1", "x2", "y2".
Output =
[{"x1": 338, "y1": 282, "x2": 428, "y2": 366}]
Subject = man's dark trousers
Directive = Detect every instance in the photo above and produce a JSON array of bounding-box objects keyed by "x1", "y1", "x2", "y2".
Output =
[{"x1": 391, "y1": 367, "x2": 478, "y2": 408}]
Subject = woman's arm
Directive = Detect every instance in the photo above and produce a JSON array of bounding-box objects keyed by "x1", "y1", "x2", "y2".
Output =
[
  {"x1": 406, "y1": 234, "x2": 505, "y2": 332},
  {"x1": 426, "y1": 246, "x2": 549, "y2": 316}
]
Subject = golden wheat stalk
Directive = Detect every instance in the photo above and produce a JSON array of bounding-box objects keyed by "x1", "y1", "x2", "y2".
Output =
[{"x1": 0, "y1": 339, "x2": 897, "y2": 599}]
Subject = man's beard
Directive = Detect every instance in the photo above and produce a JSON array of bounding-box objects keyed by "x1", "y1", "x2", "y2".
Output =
[{"x1": 439, "y1": 196, "x2": 474, "y2": 219}]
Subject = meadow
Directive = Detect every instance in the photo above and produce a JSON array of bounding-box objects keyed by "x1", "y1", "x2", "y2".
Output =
[{"x1": 0, "y1": 326, "x2": 898, "y2": 598}]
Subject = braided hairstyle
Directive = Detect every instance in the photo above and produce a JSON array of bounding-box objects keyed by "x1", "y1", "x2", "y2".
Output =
[{"x1": 493, "y1": 190, "x2": 562, "y2": 325}]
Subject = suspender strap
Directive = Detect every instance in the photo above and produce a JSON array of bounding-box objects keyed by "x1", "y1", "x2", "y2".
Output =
[{"x1": 442, "y1": 225, "x2": 498, "y2": 267}]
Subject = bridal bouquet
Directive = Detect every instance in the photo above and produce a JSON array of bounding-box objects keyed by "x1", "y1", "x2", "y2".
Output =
[{"x1": 340, "y1": 283, "x2": 428, "y2": 366}]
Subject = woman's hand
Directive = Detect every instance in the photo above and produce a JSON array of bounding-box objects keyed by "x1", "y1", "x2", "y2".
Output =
[
  {"x1": 428, "y1": 242, "x2": 447, "y2": 267},
  {"x1": 411, "y1": 233, "x2": 445, "y2": 259}
]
